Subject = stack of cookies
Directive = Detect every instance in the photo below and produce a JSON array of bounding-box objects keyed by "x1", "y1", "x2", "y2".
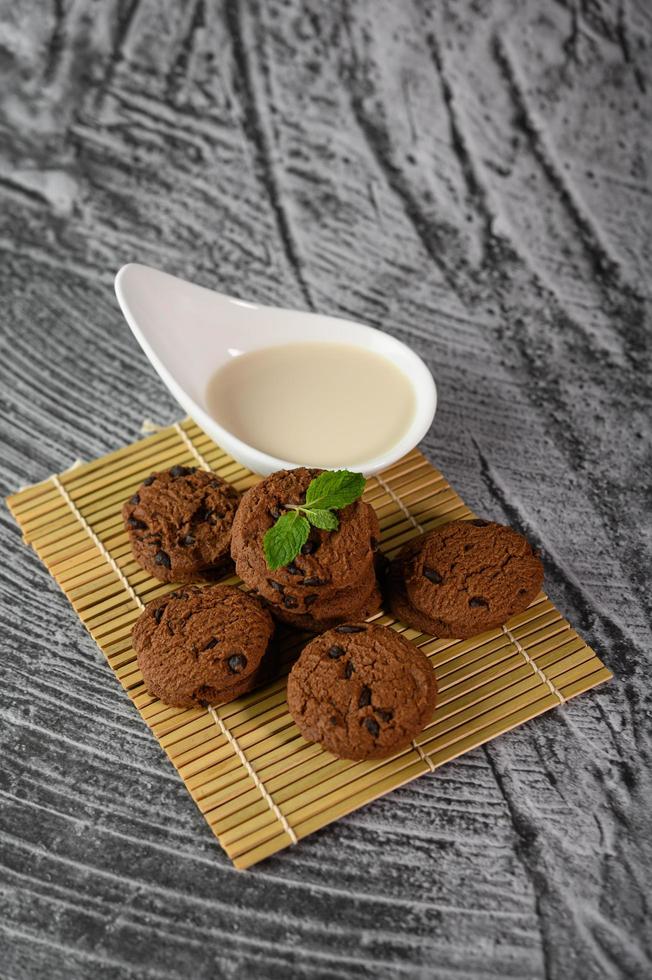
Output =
[
  {"x1": 287, "y1": 623, "x2": 438, "y2": 761},
  {"x1": 122, "y1": 465, "x2": 239, "y2": 583},
  {"x1": 387, "y1": 519, "x2": 544, "y2": 639},
  {"x1": 133, "y1": 583, "x2": 274, "y2": 708},
  {"x1": 230, "y1": 468, "x2": 382, "y2": 632}
]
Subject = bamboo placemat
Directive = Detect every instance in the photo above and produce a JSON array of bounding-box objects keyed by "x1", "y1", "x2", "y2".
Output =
[{"x1": 6, "y1": 419, "x2": 612, "y2": 869}]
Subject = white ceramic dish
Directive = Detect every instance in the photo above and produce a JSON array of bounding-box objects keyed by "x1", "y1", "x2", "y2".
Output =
[{"x1": 114, "y1": 263, "x2": 437, "y2": 476}]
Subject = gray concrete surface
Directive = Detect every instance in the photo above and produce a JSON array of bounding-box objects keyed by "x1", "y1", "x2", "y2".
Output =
[{"x1": 0, "y1": 1, "x2": 650, "y2": 977}]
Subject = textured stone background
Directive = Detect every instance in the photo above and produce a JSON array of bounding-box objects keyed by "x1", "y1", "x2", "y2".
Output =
[{"x1": 1, "y1": 1, "x2": 650, "y2": 978}]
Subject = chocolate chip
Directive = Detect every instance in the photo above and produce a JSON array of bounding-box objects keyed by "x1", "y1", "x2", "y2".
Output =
[
  {"x1": 143, "y1": 475, "x2": 155, "y2": 486},
  {"x1": 330, "y1": 716, "x2": 338, "y2": 725},
  {"x1": 283, "y1": 595, "x2": 298, "y2": 609},
  {"x1": 286, "y1": 562, "x2": 302, "y2": 576},
  {"x1": 270, "y1": 506, "x2": 283, "y2": 520},
  {"x1": 180, "y1": 533, "x2": 195, "y2": 546},
  {"x1": 228, "y1": 653, "x2": 247, "y2": 673},
  {"x1": 375, "y1": 708, "x2": 393, "y2": 722},
  {"x1": 192, "y1": 504, "x2": 211, "y2": 523},
  {"x1": 302, "y1": 576, "x2": 327, "y2": 587},
  {"x1": 335, "y1": 625, "x2": 366, "y2": 634},
  {"x1": 170, "y1": 465, "x2": 194, "y2": 478},
  {"x1": 328, "y1": 645, "x2": 346, "y2": 659},
  {"x1": 153, "y1": 607, "x2": 164, "y2": 624},
  {"x1": 370, "y1": 536, "x2": 379, "y2": 552},
  {"x1": 129, "y1": 494, "x2": 140, "y2": 505},
  {"x1": 304, "y1": 594, "x2": 319, "y2": 606},
  {"x1": 267, "y1": 579, "x2": 284, "y2": 592},
  {"x1": 469, "y1": 596, "x2": 488, "y2": 608},
  {"x1": 301, "y1": 540, "x2": 318, "y2": 555},
  {"x1": 358, "y1": 685, "x2": 371, "y2": 708},
  {"x1": 203, "y1": 638, "x2": 219, "y2": 651},
  {"x1": 364, "y1": 717, "x2": 380, "y2": 737},
  {"x1": 344, "y1": 660, "x2": 355, "y2": 679},
  {"x1": 464, "y1": 544, "x2": 474, "y2": 552},
  {"x1": 423, "y1": 567, "x2": 443, "y2": 584},
  {"x1": 471, "y1": 519, "x2": 489, "y2": 527},
  {"x1": 155, "y1": 550, "x2": 171, "y2": 568},
  {"x1": 192, "y1": 685, "x2": 213, "y2": 706},
  {"x1": 128, "y1": 517, "x2": 148, "y2": 530}
]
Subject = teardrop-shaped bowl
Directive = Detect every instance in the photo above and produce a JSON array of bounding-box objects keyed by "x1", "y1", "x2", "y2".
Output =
[{"x1": 114, "y1": 263, "x2": 437, "y2": 476}]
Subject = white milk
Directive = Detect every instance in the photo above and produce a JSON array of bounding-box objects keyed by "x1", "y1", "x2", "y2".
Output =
[{"x1": 205, "y1": 342, "x2": 416, "y2": 467}]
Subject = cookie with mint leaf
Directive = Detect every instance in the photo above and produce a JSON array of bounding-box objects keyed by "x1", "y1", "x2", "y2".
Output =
[{"x1": 230, "y1": 468, "x2": 380, "y2": 623}]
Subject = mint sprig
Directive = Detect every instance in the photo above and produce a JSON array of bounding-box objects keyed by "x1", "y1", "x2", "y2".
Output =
[{"x1": 263, "y1": 470, "x2": 366, "y2": 571}]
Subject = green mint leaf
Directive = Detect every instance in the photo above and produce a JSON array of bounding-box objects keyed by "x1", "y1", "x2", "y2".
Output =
[
  {"x1": 263, "y1": 512, "x2": 310, "y2": 570},
  {"x1": 305, "y1": 470, "x2": 366, "y2": 511},
  {"x1": 304, "y1": 508, "x2": 339, "y2": 531}
]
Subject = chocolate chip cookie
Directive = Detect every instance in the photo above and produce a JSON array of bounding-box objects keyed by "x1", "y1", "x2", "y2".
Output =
[
  {"x1": 270, "y1": 577, "x2": 383, "y2": 632},
  {"x1": 287, "y1": 623, "x2": 437, "y2": 760},
  {"x1": 230, "y1": 467, "x2": 380, "y2": 619},
  {"x1": 388, "y1": 519, "x2": 544, "y2": 639},
  {"x1": 132, "y1": 584, "x2": 274, "y2": 707},
  {"x1": 123, "y1": 466, "x2": 239, "y2": 583}
]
